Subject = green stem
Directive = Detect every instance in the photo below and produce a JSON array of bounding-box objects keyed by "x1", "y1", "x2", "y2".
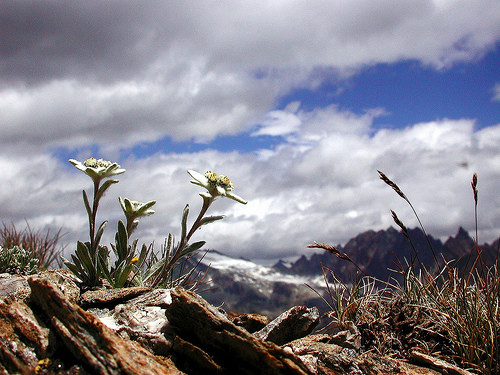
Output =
[
  {"x1": 182, "y1": 197, "x2": 213, "y2": 249},
  {"x1": 90, "y1": 179, "x2": 101, "y2": 260},
  {"x1": 152, "y1": 196, "x2": 214, "y2": 287}
]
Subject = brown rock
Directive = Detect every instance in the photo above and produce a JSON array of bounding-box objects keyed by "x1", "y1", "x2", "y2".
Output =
[
  {"x1": 172, "y1": 335, "x2": 222, "y2": 374},
  {"x1": 329, "y1": 321, "x2": 361, "y2": 350},
  {"x1": 228, "y1": 311, "x2": 269, "y2": 333},
  {"x1": 39, "y1": 269, "x2": 82, "y2": 304},
  {"x1": 28, "y1": 276, "x2": 183, "y2": 375},
  {"x1": 0, "y1": 298, "x2": 44, "y2": 374},
  {"x1": 80, "y1": 286, "x2": 151, "y2": 307},
  {"x1": 88, "y1": 288, "x2": 174, "y2": 356},
  {"x1": 165, "y1": 286, "x2": 312, "y2": 375},
  {"x1": 255, "y1": 305, "x2": 320, "y2": 345},
  {"x1": 284, "y1": 335, "x2": 445, "y2": 375},
  {"x1": 0, "y1": 273, "x2": 30, "y2": 301},
  {"x1": 411, "y1": 351, "x2": 474, "y2": 375}
]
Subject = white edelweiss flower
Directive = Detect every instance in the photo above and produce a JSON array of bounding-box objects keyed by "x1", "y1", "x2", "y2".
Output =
[
  {"x1": 187, "y1": 169, "x2": 247, "y2": 204},
  {"x1": 119, "y1": 197, "x2": 156, "y2": 218},
  {"x1": 69, "y1": 157, "x2": 126, "y2": 182}
]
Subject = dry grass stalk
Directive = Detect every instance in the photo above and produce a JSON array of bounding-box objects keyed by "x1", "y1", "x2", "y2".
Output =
[
  {"x1": 377, "y1": 170, "x2": 407, "y2": 200},
  {"x1": 307, "y1": 241, "x2": 352, "y2": 262}
]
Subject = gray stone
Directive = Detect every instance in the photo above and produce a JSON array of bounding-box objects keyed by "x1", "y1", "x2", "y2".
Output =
[{"x1": 255, "y1": 305, "x2": 320, "y2": 345}]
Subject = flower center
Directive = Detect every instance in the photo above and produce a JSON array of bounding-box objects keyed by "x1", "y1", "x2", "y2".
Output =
[
  {"x1": 204, "y1": 171, "x2": 234, "y2": 190},
  {"x1": 84, "y1": 157, "x2": 112, "y2": 168}
]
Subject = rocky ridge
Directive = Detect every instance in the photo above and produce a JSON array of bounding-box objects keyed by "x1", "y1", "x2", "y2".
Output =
[
  {"x1": 277, "y1": 226, "x2": 499, "y2": 280},
  {"x1": 0, "y1": 270, "x2": 474, "y2": 374},
  {"x1": 194, "y1": 227, "x2": 499, "y2": 321}
]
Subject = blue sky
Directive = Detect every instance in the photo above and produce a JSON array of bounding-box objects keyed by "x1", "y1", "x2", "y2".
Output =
[
  {"x1": 281, "y1": 53, "x2": 500, "y2": 129},
  {"x1": 1, "y1": 1, "x2": 500, "y2": 262},
  {"x1": 117, "y1": 49, "x2": 500, "y2": 158}
]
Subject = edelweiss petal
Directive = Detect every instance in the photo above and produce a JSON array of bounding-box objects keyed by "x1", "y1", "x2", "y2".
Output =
[
  {"x1": 69, "y1": 158, "x2": 125, "y2": 182},
  {"x1": 187, "y1": 169, "x2": 247, "y2": 204},
  {"x1": 187, "y1": 169, "x2": 210, "y2": 189},
  {"x1": 225, "y1": 191, "x2": 247, "y2": 204}
]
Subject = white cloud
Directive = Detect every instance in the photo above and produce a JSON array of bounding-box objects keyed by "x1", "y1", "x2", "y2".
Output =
[
  {"x1": 493, "y1": 83, "x2": 500, "y2": 101},
  {"x1": 252, "y1": 108, "x2": 302, "y2": 137},
  {"x1": 1, "y1": 1, "x2": 500, "y2": 262},
  {"x1": 2, "y1": 110, "x2": 499, "y2": 262},
  {"x1": 1, "y1": 1, "x2": 500, "y2": 149}
]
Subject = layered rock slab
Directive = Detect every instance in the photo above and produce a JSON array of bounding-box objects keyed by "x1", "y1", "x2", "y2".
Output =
[
  {"x1": 28, "y1": 277, "x2": 182, "y2": 375},
  {"x1": 165, "y1": 286, "x2": 312, "y2": 375}
]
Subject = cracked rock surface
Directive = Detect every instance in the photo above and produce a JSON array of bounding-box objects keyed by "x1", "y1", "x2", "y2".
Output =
[{"x1": 0, "y1": 272, "x2": 473, "y2": 375}]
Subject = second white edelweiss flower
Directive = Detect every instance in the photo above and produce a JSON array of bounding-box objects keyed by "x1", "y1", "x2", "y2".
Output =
[
  {"x1": 187, "y1": 170, "x2": 247, "y2": 204},
  {"x1": 119, "y1": 197, "x2": 156, "y2": 219},
  {"x1": 69, "y1": 157, "x2": 126, "y2": 182}
]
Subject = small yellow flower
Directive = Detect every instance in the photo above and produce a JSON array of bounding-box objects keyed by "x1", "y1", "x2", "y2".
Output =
[
  {"x1": 35, "y1": 358, "x2": 51, "y2": 373},
  {"x1": 84, "y1": 157, "x2": 98, "y2": 167},
  {"x1": 205, "y1": 170, "x2": 218, "y2": 183},
  {"x1": 217, "y1": 175, "x2": 234, "y2": 189},
  {"x1": 131, "y1": 257, "x2": 139, "y2": 263}
]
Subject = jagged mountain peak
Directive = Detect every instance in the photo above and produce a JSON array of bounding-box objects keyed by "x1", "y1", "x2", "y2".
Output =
[
  {"x1": 273, "y1": 226, "x2": 498, "y2": 280},
  {"x1": 197, "y1": 226, "x2": 498, "y2": 318}
]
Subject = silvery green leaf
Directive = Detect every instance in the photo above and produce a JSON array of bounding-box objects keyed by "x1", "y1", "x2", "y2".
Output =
[
  {"x1": 75, "y1": 241, "x2": 94, "y2": 276},
  {"x1": 95, "y1": 221, "x2": 108, "y2": 248},
  {"x1": 116, "y1": 220, "x2": 128, "y2": 261},
  {"x1": 98, "y1": 251, "x2": 112, "y2": 284},
  {"x1": 96, "y1": 179, "x2": 119, "y2": 201},
  {"x1": 82, "y1": 190, "x2": 92, "y2": 219},
  {"x1": 181, "y1": 204, "x2": 189, "y2": 242},
  {"x1": 199, "y1": 215, "x2": 224, "y2": 227},
  {"x1": 181, "y1": 241, "x2": 205, "y2": 256}
]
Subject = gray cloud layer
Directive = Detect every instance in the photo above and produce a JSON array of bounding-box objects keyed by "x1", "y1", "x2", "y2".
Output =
[{"x1": 1, "y1": 1, "x2": 499, "y2": 261}]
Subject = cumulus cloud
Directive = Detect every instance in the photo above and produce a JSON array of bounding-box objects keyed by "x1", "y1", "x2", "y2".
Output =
[
  {"x1": 2, "y1": 111, "x2": 499, "y2": 262},
  {"x1": 1, "y1": 1, "x2": 500, "y2": 149},
  {"x1": 1, "y1": 1, "x2": 500, "y2": 262}
]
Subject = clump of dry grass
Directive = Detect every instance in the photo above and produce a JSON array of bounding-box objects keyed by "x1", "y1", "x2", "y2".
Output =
[
  {"x1": 380, "y1": 171, "x2": 499, "y2": 373},
  {"x1": 312, "y1": 171, "x2": 499, "y2": 374}
]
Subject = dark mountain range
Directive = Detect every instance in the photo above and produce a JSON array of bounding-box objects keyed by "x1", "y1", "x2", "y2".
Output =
[
  {"x1": 274, "y1": 226, "x2": 499, "y2": 282},
  {"x1": 197, "y1": 226, "x2": 499, "y2": 318}
]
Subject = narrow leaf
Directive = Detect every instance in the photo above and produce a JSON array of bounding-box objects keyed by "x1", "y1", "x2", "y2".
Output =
[
  {"x1": 96, "y1": 179, "x2": 119, "y2": 201},
  {"x1": 98, "y1": 251, "x2": 112, "y2": 284},
  {"x1": 198, "y1": 215, "x2": 224, "y2": 227},
  {"x1": 82, "y1": 190, "x2": 92, "y2": 220},
  {"x1": 180, "y1": 204, "x2": 189, "y2": 243},
  {"x1": 117, "y1": 263, "x2": 133, "y2": 288},
  {"x1": 95, "y1": 221, "x2": 108, "y2": 247},
  {"x1": 181, "y1": 241, "x2": 205, "y2": 256},
  {"x1": 116, "y1": 220, "x2": 129, "y2": 261}
]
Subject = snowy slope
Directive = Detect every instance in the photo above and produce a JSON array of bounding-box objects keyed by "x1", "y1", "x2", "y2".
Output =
[{"x1": 196, "y1": 250, "x2": 326, "y2": 317}]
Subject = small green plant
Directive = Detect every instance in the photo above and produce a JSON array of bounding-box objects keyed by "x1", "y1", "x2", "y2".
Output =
[
  {"x1": 1, "y1": 222, "x2": 64, "y2": 268},
  {"x1": 63, "y1": 158, "x2": 247, "y2": 290},
  {"x1": 62, "y1": 157, "x2": 125, "y2": 287},
  {"x1": 99, "y1": 201, "x2": 155, "y2": 288},
  {"x1": 0, "y1": 245, "x2": 40, "y2": 275},
  {"x1": 145, "y1": 169, "x2": 247, "y2": 288}
]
